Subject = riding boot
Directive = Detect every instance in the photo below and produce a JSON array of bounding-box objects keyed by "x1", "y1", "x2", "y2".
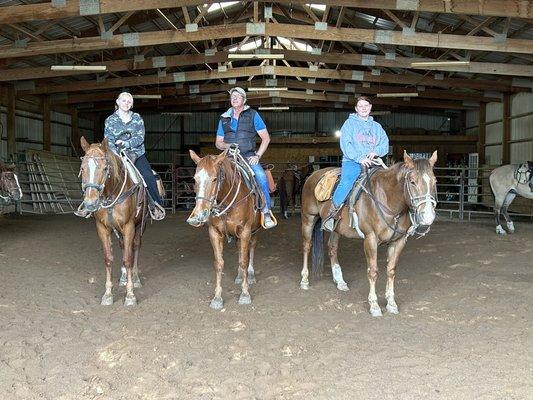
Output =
[
  {"x1": 148, "y1": 201, "x2": 166, "y2": 221},
  {"x1": 261, "y1": 210, "x2": 278, "y2": 229},
  {"x1": 321, "y1": 202, "x2": 342, "y2": 232}
]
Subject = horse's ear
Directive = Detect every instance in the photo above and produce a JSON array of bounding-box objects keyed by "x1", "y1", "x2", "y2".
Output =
[
  {"x1": 189, "y1": 150, "x2": 201, "y2": 164},
  {"x1": 80, "y1": 136, "x2": 90, "y2": 153},
  {"x1": 403, "y1": 150, "x2": 415, "y2": 168},
  {"x1": 214, "y1": 151, "x2": 226, "y2": 166},
  {"x1": 101, "y1": 138, "x2": 109, "y2": 152},
  {"x1": 429, "y1": 150, "x2": 438, "y2": 167}
]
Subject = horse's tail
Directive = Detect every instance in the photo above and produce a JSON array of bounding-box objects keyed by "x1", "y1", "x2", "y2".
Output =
[
  {"x1": 279, "y1": 176, "x2": 288, "y2": 218},
  {"x1": 311, "y1": 217, "x2": 324, "y2": 276}
]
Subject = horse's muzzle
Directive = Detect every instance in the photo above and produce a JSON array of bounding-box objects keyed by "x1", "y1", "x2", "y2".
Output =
[
  {"x1": 84, "y1": 200, "x2": 100, "y2": 212},
  {"x1": 187, "y1": 209, "x2": 209, "y2": 227}
]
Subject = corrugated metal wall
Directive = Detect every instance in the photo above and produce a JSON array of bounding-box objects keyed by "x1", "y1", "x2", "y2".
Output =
[
  {"x1": 0, "y1": 106, "x2": 93, "y2": 160},
  {"x1": 467, "y1": 93, "x2": 533, "y2": 165},
  {"x1": 143, "y1": 110, "x2": 454, "y2": 162},
  {"x1": 510, "y1": 92, "x2": 533, "y2": 164}
]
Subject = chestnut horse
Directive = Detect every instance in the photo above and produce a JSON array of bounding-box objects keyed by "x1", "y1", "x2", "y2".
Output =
[
  {"x1": 278, "y1": 163, "x2": 314, "y2": 219},
  {"x1": 79, "y1": 137, "x2": 148, "y2": 306},
  {"x1": 187, "y1": 149, "x2": 262, "y2": 310},
  {"x1": 0, "y1": 161, "x2": 22, "y2": 205},
  {"x1": 300, "y1": 151, "x2": 438, "y2": 316}
]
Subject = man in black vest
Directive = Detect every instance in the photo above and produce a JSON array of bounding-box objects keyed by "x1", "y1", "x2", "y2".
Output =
[{"x1": 215, "y1": 87, "x2": 277, "y2": 229}]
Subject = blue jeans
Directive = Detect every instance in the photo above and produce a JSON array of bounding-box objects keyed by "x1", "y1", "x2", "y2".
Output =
[
  {"x1": 134, "y1": 154, "x2": 163, "y2": 206},
  {"x1": 332, "y1": 159, "x2": 362, "y2": 207},
  {"x1": 250, "y1": 163, "x2": 271, "y2": 211}
]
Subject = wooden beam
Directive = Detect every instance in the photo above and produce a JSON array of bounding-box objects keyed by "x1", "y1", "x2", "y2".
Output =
[
  {"x1": 1, "y1": 22, "x2": 532, "y2": 62},
  {"x1": 48, "y1": 79, "x2": 500, "y2": 106},
  {"x1": 18, "y1": 65, "x2": 527, "y2": 97},
  {"x1": 71, "y1": 108, "x2": 80, "y2": 157},
  {"x1": 42, "y1": 95, "x2": 51, "y2": 151},
  {"x1": 7, "y1": 86, "x2": 16, "y2": 158},
  {"x1": 502, "y1": 93, "x2": 511, "y2": 164},
  {"x1": 3, "y1": 49, "x2": 532, "y2": 82},
  {"x1": 2, "y1": 1, "x2": 531, "y2": 25},
  {"x1": 478, "y1": 102, "x2": 486, "y2": 165}
]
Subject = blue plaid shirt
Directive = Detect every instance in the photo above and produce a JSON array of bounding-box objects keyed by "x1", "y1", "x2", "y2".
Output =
[{"x1": 104, "y1": 111, "x2": 146, "y2": 157}]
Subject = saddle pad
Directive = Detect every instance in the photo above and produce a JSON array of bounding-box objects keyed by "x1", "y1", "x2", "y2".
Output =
[{"x1": 314, "y1": 168, "x2": 341, "y2": 201}]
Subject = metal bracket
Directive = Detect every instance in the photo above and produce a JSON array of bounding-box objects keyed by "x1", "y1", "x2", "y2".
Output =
[
  {"x1": 361, "y1": 54, "x2": 376, "y2": 66},
  {"x1": 152, "y1": 56, "x2": 166, "y2": 68},
  {"x1": 173, "y1": 72, "x2": 186, "y2": 82},
  {"x1": 123, "y1": 33, "x2": 140, "y2": 47},
  {"x1": 79, "y1": 0, "x2": 100, "y2": 16},
  {"x1": 314, "y1": 22, "x2": 328, "y2": 31},
  {"x1": 351, "y1": 71, "x2": 364, "y2": 80},
  {"x1": 186, "y1": 23, "x2": 198, "y2": 33},
  {"x1": 246, "y1": 23, "x2": 265, "y2": 35}
]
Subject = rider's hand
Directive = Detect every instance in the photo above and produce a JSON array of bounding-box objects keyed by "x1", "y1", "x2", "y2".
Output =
[
  {"x1": 360, "y1": 157, "x2": 373, "y2": 168},
  {"x1": 367, "y1": 152, "x2": 378, "y2": 160},
  {"x1": 247, "y1": 155, "x2": 260, "y2": 165},
  {"x1": 116, "y1": 140, "x2": 125, "y2": 147}
]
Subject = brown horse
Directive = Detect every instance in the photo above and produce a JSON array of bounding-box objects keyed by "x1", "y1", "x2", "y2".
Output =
[
  {"x1": 278, "y1": 163, "x2": 314, "y2": 218},
  {"x1": 0, "y1": 161, "x2": 22, "y2": 205},
  {"x1": 79, "y1": 137, "x2": 148, "y2": 306},
  {"x1": 300, "y1": 151, "x2": 438, "y2": 316},
  {"x1": 187, "y1": 149, "x2": 262, "y2": 310}
]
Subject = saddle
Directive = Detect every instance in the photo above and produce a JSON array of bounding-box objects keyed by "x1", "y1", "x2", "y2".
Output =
[
  {"x1": 227, "y1": 154, "x2": 268, "y2": 211},
  {"x1": 315, "y1": 166, "x2": 383, "y2": 237}
]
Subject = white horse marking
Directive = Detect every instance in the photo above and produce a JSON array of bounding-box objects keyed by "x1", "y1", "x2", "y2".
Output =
[{"x1": 196, "y1": 168, "x2": 210, "y2": 199}]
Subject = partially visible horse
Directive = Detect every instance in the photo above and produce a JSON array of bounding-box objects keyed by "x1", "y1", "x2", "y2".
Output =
[
  {"x1": 187, "y1": 149, "x2": 263, "y2": 310},
  {"x1": 489, "y1": 162, "x2": 533, "y2": 235},
  {"x1": 79, "y1": 137, "x2": 149, "y2": 306},
  {"x1": 0, "y1": 161, "x2": 22, "y2": 206},
  {"x1": 300, "y1": 151, "x2": 438, "y2": 317},
  {"x1": 278, "y1": 163, "x2": 314, "y2": 218}
]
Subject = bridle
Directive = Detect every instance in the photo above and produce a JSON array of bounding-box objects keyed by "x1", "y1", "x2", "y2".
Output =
[
  {"x1": 194, "y1": 148, "x2": 250, "y2": 217},
  {"x1": 78, "y1": 149, "x2": 130, "y2": 210},
  {"x1": 362, "y1": 165, "x2": 437, "y2": 240}
]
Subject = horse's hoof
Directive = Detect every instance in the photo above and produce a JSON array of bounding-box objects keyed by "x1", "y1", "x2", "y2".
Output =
[
  {"x1": 124, "y1": 295, "x2": 137, "y2": 306},
  {"x1": 101, "y1": 294, "x2": 113, "y2": 306},
  {"x1": 238, "y1": 294, "x2": 252, "y2": 305},
  {"x1": 507, "y1": 222, "x2": 515, "y2": 233},
  {"x1": 336, "y1": 282, "x2": 349, "y2": 291},
  {"x1": 495, "y1": 226, "x2": 506, "y2": 235},
  {"x1": 300, "y1": 282, "x2": 309, "y2": 290},
  {"x1": 133, "y1": 278, "x2": 142, "y2": 288},
  {"x1": 370, "y1": 307, "x2": 383, "y2": 317},
  {"x1": 119, "y1": 277, "x2": 127, "y2": 286},
  {"x1": 210, "y1": 297, "x2": 223, "y2": 310},
  {"x1": 247, "y1": 275, "x2": 256, "y2": 285},
  {"x1": 386, "y1": 304, "x2": 399, "y2": 314},
  {"x1": 234, "y1": 276, "x2": 243, "y2": 285}
]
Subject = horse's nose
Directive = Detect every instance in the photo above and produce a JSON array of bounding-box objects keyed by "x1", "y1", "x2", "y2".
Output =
[
  {"x1": 187, "y1": 209, "x2": 209, "y2": 226},
  {"x1": 85, "y1": 201, "x2": 98, "y2": 212}
]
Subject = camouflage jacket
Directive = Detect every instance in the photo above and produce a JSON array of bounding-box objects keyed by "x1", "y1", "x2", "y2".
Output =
[{"x1": 104, "y1": 111, "x2": 146, "y2": 157}]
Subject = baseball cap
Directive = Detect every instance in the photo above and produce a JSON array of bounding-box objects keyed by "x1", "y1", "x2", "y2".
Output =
[{"x1": 229, "y1": 87, "x2": 247, "y2": 100}]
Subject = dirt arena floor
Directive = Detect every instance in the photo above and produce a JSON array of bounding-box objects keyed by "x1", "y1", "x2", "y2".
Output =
[{"x1": 0, "y1": 213, "x2": 531, "y2": 400}]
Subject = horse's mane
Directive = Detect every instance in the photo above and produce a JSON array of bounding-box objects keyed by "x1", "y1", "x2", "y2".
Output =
[
  {"x1": 105, "y1": 147, "x2": 125, "y2": 190},
  {"x1": 0, "y1": 161, "x2": 13, "y2": 172},
  {"x1": 372, "y1": 158, "x2": 433, "y2": 186}
]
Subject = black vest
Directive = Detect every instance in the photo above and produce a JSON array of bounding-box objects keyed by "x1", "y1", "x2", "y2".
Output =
[{"x1": 220, "y1": 108, "x2": 257, "y2": 157}]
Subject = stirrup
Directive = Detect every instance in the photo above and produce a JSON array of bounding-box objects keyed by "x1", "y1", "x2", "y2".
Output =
[
  {"x1": 321, "y1": 204, "x2": 342, "y2": 232},
  {"x1": 149, "y1": 202, "x2": 166, "y2": 221},
  {"x1": 261, "y1": 210, "x2": 277, "y2": 229}
]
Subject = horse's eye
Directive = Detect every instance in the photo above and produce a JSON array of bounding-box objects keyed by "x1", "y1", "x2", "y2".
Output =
[
  {"x1": 410, "y1": 180, "x2": 416, "y2": 186},
  {"x1": 212, "y1": 178, "x2": 217, "y2": 182}
]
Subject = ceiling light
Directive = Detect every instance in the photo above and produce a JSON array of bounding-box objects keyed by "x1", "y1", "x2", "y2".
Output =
[
  {"x1": 248, "y1": 87, "x2": 288, "y2": 91},
  {"x1": 228, "y1": 54, "x2": 284, "y2": 60},
  {"x1": 377, "y1": 92, "x2": 419, "y2": 98},
  {"x1": 258, "y1": 106, "x2": 290, "y2": 111},
  {"x1": 50, "y1": 65, "x2": 107, "y2": 71},
  {"x1": 410, "y1": 61, "x2": 470, "y2": 67},
  {"x1": 161, "y1": 112, "x2": 193, "y2": 116},
  {"x1": 133, "y1": 94, "x2": 162, "y2": 99}
]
